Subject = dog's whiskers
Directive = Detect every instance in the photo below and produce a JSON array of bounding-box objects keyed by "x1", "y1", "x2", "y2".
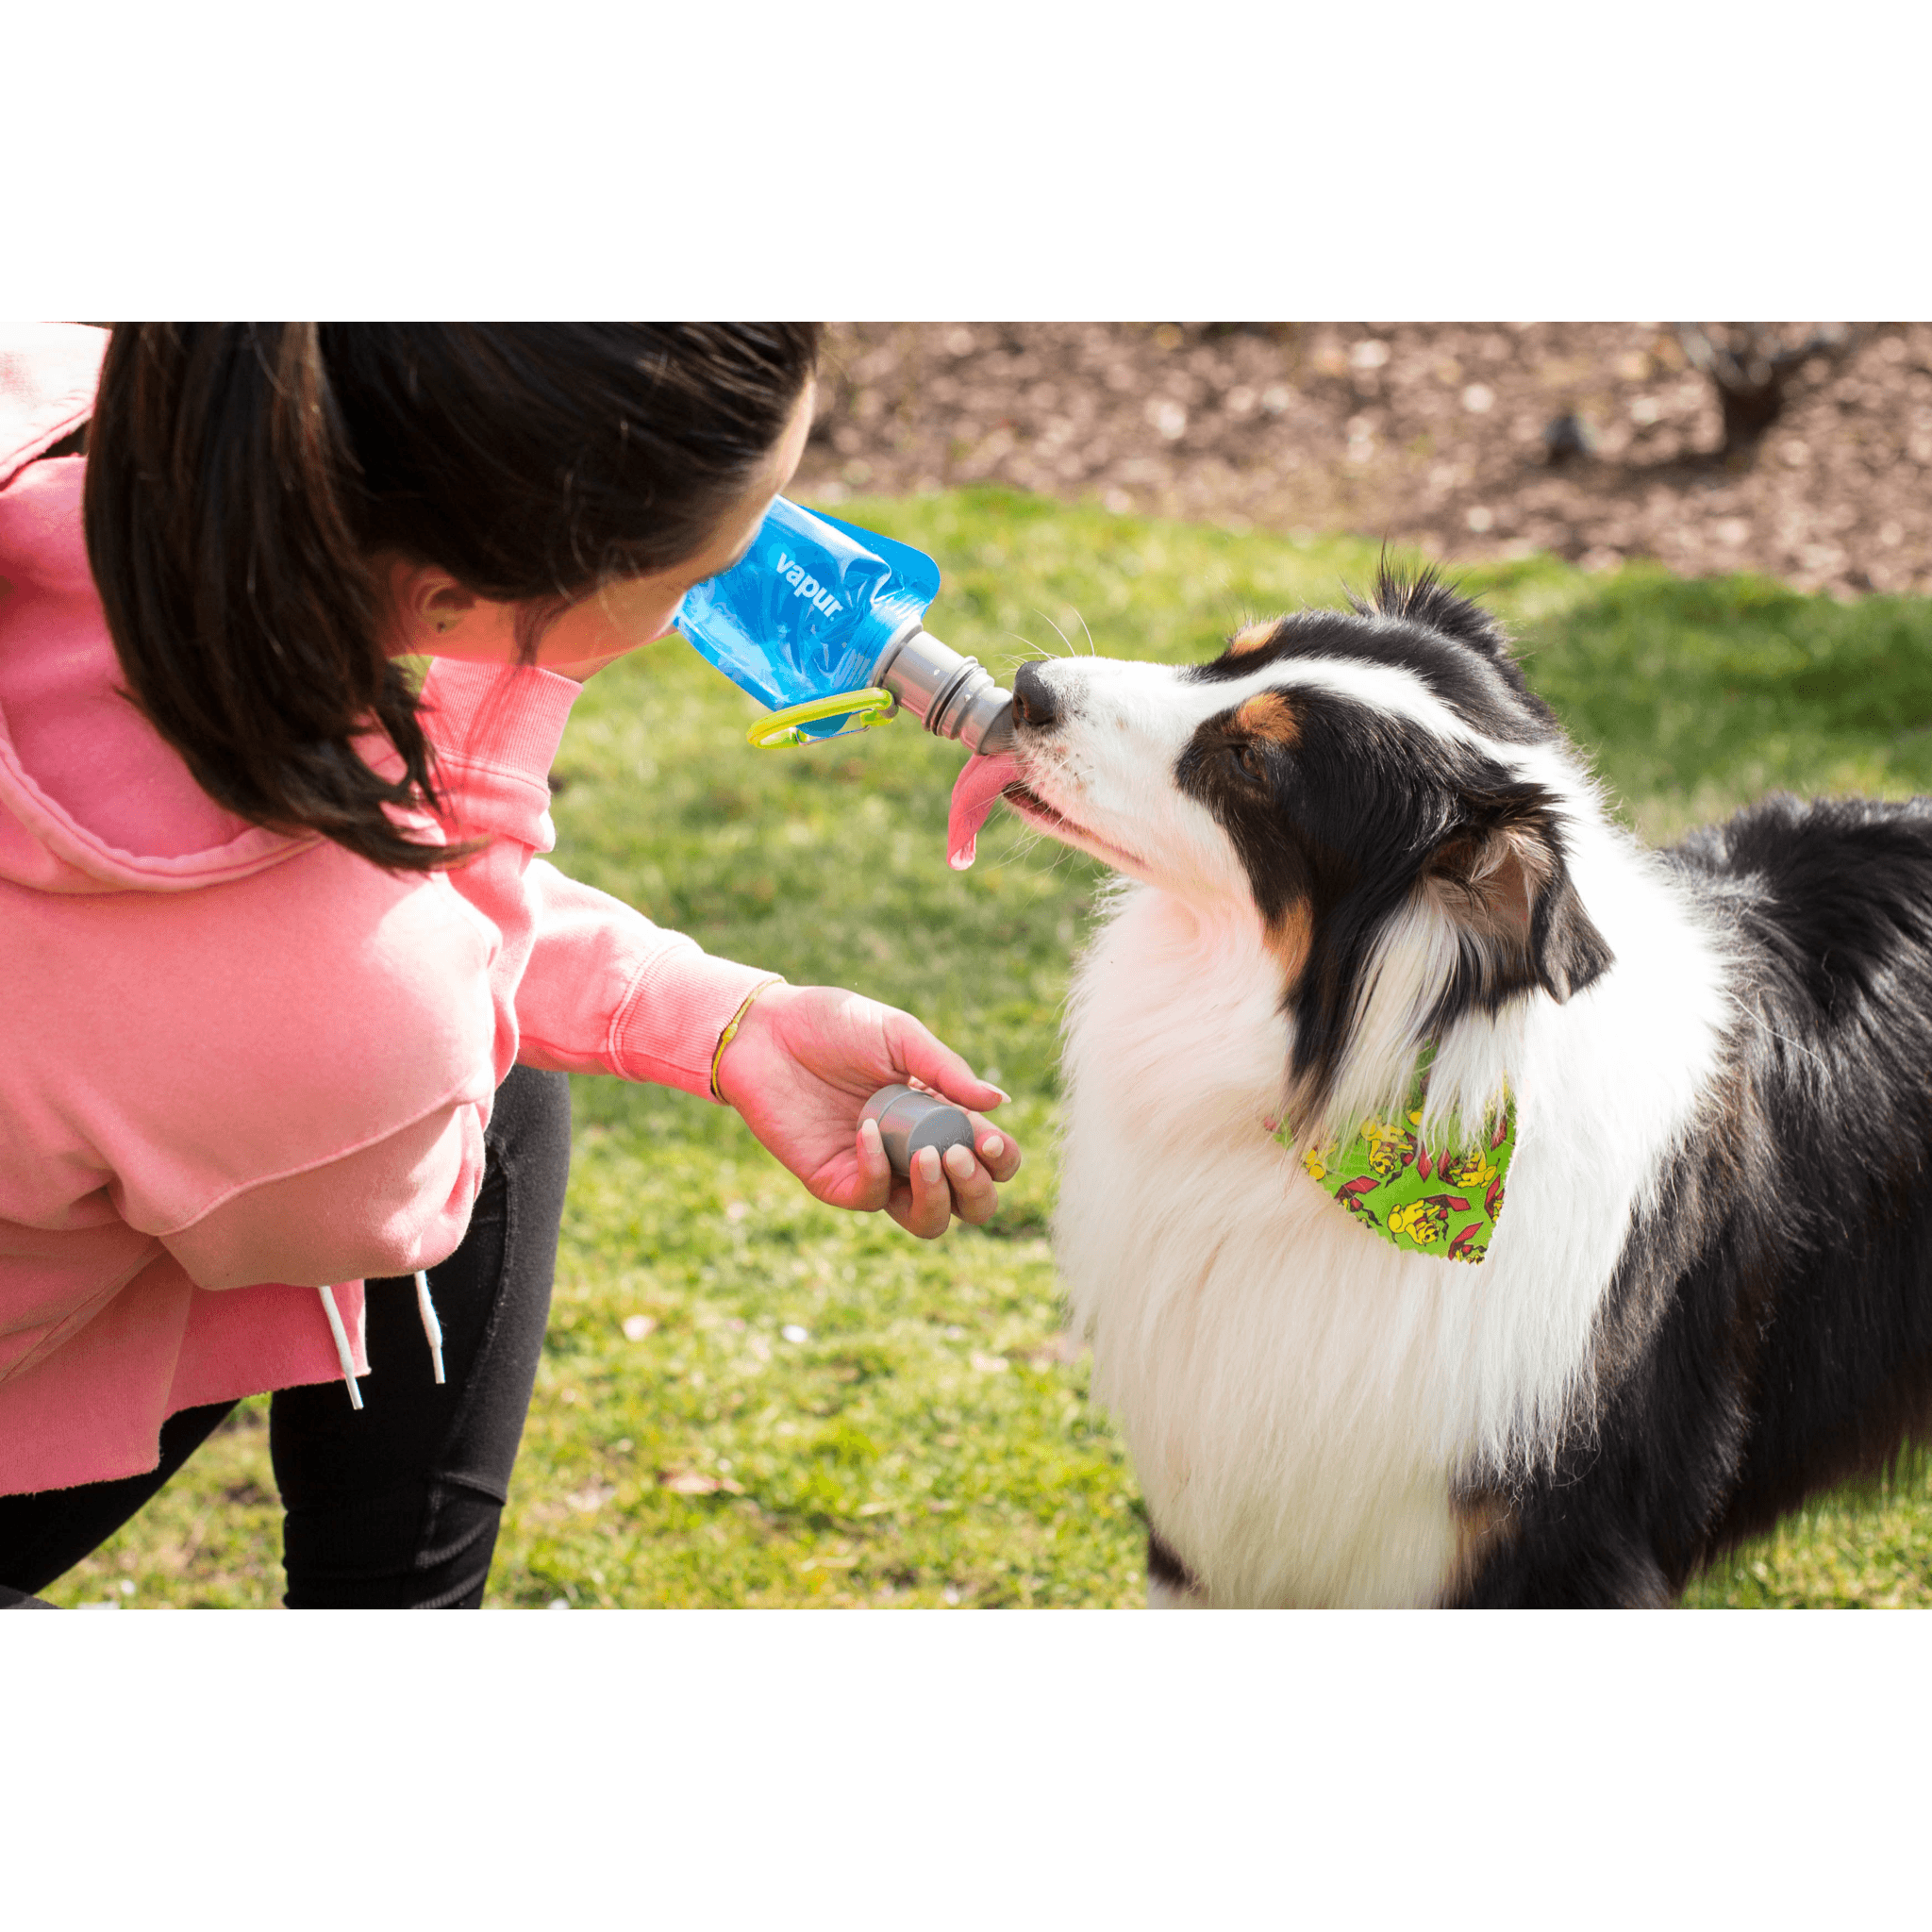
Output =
[
  {"x1": 1030, "y1": 609, "x2": 1081, "y2": 663},
  {"x1": 996, "y1": 631, "x2": 1058, "y2": 677}
]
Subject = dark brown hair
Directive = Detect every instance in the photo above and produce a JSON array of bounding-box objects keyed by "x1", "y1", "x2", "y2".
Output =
[{"x1": 82, "y1": 323, "x2": 821, "y2": 871}]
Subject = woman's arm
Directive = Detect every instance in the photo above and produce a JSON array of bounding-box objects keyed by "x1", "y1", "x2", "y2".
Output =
[{"x1": 417, "y1": 658, "x2": 1021, "y2": 1237}]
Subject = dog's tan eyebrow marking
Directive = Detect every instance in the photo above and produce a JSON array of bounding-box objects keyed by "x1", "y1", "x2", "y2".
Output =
[
  {"x1": 1234, "y1": 692, "x2": 1301, "y2": 745},
  {"x1": 1226, "y1": 621, "x2": 1279, "y2": 658}
]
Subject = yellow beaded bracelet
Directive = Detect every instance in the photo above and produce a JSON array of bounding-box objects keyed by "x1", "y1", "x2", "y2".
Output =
[{"x1": 709, "y1": 977, "x2": 787, "y2": 1103}]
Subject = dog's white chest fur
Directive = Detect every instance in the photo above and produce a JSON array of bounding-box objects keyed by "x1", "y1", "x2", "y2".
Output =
[{"x1": 1055, "y1": 856, "x2": 1728, "y2": 1607}]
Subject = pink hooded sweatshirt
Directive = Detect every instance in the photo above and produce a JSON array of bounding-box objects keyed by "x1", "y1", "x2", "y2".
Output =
[{"x1": 0, "y1": 324, "x2": 775, "y2": 1495}]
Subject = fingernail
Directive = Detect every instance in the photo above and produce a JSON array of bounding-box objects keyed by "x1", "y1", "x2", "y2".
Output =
[
  {"x1": 918, "y1": 1146, "x2": 942, "y2": 1183},
  {"x1": 980, "y1": 1133, "x2": 1005, "y2": 1161},
  {"x1": 860, "y1": 1118, "x2": 883, "y2": 1152},
  {"x1": 989, "y1": 1087, "x2": 1012, "y2": 1104},
  {"x1": 944, "y1": 1143, "x2": 975, "y2": 1181}
]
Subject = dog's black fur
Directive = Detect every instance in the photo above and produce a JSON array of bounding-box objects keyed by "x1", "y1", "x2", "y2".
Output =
[{"x1": 1461, "y1": 791, "x2": 1932, "y2": 1603}]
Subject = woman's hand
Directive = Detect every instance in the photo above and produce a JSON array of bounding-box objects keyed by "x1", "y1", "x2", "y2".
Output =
[{"x1": 713, "y1": 984, "x2": 1021, "y2": 1239}]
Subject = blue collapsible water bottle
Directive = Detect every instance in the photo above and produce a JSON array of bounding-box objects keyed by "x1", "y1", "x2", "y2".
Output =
[{"x1": 675, "y1": 497, "x2": 1013, "y2": 754}]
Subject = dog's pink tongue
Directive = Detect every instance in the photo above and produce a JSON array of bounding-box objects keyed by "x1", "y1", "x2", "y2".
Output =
[{"x1": 947, "y1": 753, "x2": 1020, "y2": 871}]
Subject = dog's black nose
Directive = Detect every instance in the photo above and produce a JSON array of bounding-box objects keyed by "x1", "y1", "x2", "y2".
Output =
[{"x1": 1011, "y1": 661, "x2": 1062, "y2": 730}]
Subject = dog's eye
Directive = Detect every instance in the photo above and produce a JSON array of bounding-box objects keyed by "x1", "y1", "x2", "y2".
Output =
[{"x1": 1230, "y1": 742, "x2": 1269, "y2": 785}]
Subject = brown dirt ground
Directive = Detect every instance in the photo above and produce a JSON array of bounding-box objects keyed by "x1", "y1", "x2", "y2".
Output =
[{"x1": 793, "y1": 323, "x2": 1932, "y2": 599}]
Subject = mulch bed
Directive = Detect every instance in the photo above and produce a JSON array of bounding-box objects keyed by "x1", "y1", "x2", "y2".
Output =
[{"x1": 794, "y1": 323, "x2": 1932, "y2": 600}]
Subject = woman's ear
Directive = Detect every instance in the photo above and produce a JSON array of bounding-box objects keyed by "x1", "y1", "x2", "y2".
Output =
[
  {"x1": 414, "y1": 574, "x2": 480, "y2": 640},
  {"x1": 1424, "y1": 786, "x2": 1612, "y2": 1004},
  {"x1": 380, "y1": 559, "x2": 483, "y2": 652}
]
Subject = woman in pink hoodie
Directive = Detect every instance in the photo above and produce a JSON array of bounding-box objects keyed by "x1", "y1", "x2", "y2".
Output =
[{"x1": 0, "y1": 323, "x2": 1020, "y2": 1607}]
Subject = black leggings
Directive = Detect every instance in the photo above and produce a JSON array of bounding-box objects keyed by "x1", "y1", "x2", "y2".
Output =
[{"x1": 0, "y1": 1064, "x2": 572, "y2": 1608}]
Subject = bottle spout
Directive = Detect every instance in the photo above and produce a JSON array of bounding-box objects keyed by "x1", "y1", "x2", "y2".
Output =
[
  {"x1": 969, "y1": 697, "x2": 1016, "y2": 756},
  {"x1": 870, "y1": 627, "x2": 1014, "y2": 755}
]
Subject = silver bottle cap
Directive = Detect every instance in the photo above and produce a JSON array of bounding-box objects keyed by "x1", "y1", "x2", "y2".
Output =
[
  {"x1": 859, "y1": 1084, "x2": 976, "y2": 1178},
  {"x1": 869, "y1": 626, "x2": 1014, "y2": 755}
]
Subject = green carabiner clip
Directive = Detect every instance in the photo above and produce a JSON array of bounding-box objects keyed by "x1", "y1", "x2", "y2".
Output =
[{"x1": 745, "y1": 687, "x2": 899, "y2": 750}]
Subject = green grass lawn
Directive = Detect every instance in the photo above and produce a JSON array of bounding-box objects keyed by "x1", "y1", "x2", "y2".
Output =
[{"x1": 44, "y1": 489, "x2": 1932, "y2": 1607}]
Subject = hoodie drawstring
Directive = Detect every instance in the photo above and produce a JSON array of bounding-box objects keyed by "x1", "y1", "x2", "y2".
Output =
[
  {"x1": 316, "y1": 1284, "x2": 363, "y2": 1411},
  {"x1": 414, "y1": 1270, "x2": 446, "y2": 1385},
  {"x1": 317, "y1": 1274, "x2": 445, "y2": 1407}
]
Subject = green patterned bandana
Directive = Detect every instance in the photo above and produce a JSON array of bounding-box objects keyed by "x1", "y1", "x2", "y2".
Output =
[{"x1": 1274, "y1": 1052, "x2": 1515, "y2": 1264}]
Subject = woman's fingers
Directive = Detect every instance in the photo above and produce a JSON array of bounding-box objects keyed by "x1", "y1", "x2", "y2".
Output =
[
  {"x1": 865, "y1": 1124, "x2": 956, "y2": 1239},
  {"x1": 890, "y1": 1143, "x2": 954, "y2": 1239},
  {"x1": 877, "y1": 1140, "x2": 1011, "y2": 1237},
  {"x1": 884, "y1": 1011, "x2": 1007, "y2": 1114},
  {"x1": 966, "y1": 1113, "x2": 1022, "y2": 1182},
  {"x1": 941, "y1": 1141, "x2": 999, "y2": 1224},
  {"x1": 852, "y1": 1116, "x2": 893, "y2": 1212}
]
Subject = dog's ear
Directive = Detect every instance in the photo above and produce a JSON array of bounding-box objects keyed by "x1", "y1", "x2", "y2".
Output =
[{"x1": 1424, "y1": 786, "x2": 1612, "y2": 1004}]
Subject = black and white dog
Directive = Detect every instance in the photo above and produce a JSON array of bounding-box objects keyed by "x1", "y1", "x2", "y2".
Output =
[{"x1": 996, "y1": 572, "x2": 1932, "y2": 1607}]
